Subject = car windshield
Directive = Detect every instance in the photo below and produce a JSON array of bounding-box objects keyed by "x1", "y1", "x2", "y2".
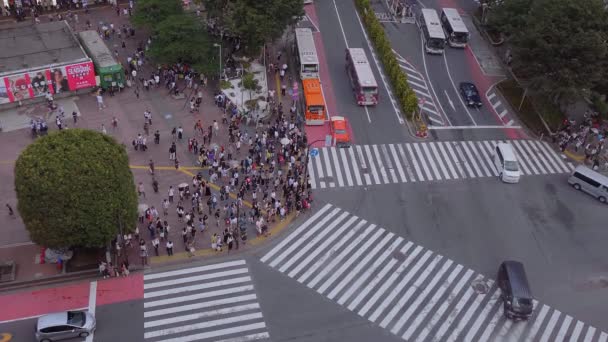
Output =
[
  {"x1": 513, "y1": 297, "x2": 533, "y2": 308},
  {"x1": 334, "y1": 129, "x2": 347, "y2": 135},
  {"x1": 67, "y1": 311, "x2": 86, "y2": 327},
  {"x1": 504, "y1": 160, "x2": 519, "y2": 172}
]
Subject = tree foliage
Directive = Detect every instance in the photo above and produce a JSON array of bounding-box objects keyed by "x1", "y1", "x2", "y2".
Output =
[
  {"x1": 14, "y1": 129, "x2": 138, "y2": 249},
  {"x1": 487, "y1": 0, "x2": 608, "y2": 103},
  {"x1": 204, "y1": 0, "x2": 304, "y2": 55},
  {"x1": 131, "y1": 0, "x2": 182, "y2": 29}
]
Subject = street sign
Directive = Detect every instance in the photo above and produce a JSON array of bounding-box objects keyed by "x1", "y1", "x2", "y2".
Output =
[
  {"x1": 309, "y1": 148, "x2": 319, "y2": 157},
  {"x1": 325, "y1": 134, "x2": 332, "y2": 147}
]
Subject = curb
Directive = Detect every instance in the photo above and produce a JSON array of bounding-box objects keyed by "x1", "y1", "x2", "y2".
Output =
[
  {"x1": 0, "y1": 269, "x2": 98, "y2": 293},
  {"x1": 562, "y1": 149, "x2": 586, "y2": 163}
]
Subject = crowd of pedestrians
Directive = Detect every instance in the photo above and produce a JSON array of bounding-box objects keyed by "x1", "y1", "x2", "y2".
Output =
[{"x1": 553, "y1": 110, "x2": 607, "y2": 170}]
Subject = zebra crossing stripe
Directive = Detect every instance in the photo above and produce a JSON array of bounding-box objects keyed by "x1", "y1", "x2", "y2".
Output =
[
  {"x1": 407, "y1": 78, "x2": 428, "y2": 89},
  {"x1": 150, "y1": 322, "x2": 267, "y2": 342},
  {"x1": 347, "y1": 147, "x2": 362, "y2": 186},
  {"x1": 585, "y1": 327, "x2": 598, "y2": 342},
  {"x1": 599, "y1": 331, "x2": 608, "y2": 342},
  {"x1": 355, "y1": 145, "x2": 372, "y2": 185},
  {"x1": 442, "y1": 142, "x2": 465, "y2": 179},
  {"x1": 144, "y1": 285, "x2": 255, "y2": 309},
  {"x1": 555, "y1": 315, "x2": 574, "y2": 342},
  {"x1": 538, "y1": 140, "x2": 569, "y2": 172},
  {"x1": 570, "y1": 321, "x2": 585, "y2": 342},
  {"x1": 144, "y1": 260, "x2": 246, "y2": 281},
  {"x1": 445, "y1": 281, "x2": 496, "y2": 342},
  {"x1": 330, "y1": 147, "x2": 344, "y2": 187},
  {"x1": 145, "y1": 294, "x2": 258, "y2": 318},
  {"x1": 373, "y1": 144, "x2": 391, "y2": 183},
  {"x1": 540, "y1": 310, "x2": 562, "y2": 342},
  {"x1": 453, "y1": 142, "x2": 475, "y2": 178},
  {"x1": 459, "y1": 141, "x2": 484, "y2": 177},
  {"x1": 406, "y1": 72, "x2": 425, "y2": 83},
  {"x1": 430, "y1": 142, "x2": 451, "y2": 180},
  {"x1": 421, "y1": 142, "x2": 442, "y2": 180},
  {"x1": 520, "y1": 140, "x2": 547, "y2": 173},
  {"x1": 339, "y1": 148, "x2": 353, "y2": 187},
  {"x1": 389, "y1": 144, "x2": 408, "y2": 182},
  {"x1": 144, "y1": 277, "x2": 252, "y2": 299},
  {"x1": 481, "y1": 141, "x2": 499, "y2": 176},
  {"x1": 413, "y1": 143, "x2": 434, "y2": 181},
  {"x1": 511, "y1": 140, "x2": 536, "y2": 174},
  {"x1": 313, "y1": 153, "x2": 326, "y2": 188},
  {"x1": 363, "y1": 145, "x2": 381, "y2": 184},
  {"x1": 144, "y1": 303, "x2": 261, "y2": 329},
  {"x1": 467, "y1": 141, "x2": 493, "y2": 177},
  {"x1": 145, "y1": 268, "x2": 249, "y2": 290},
  {"x1": 322, "y1": 148, "x2": 335, "y2": 186},
  {"x1": 307, "y1": 160, "x2": 317, "y2": 189},
  {"x1": 463, "y1": 287, "x2": 502, "y2": 341},
  {"x1": 381, "y1": 144, "x2": 399, "y2": 183},
  {"x1": 524, "y1": 304, "x2": 551, "y2": 341}
]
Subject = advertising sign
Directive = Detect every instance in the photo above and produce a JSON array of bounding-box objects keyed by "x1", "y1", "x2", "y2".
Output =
[{"x1": 65, "y1": 61, "x2": 96, "y2": 90}]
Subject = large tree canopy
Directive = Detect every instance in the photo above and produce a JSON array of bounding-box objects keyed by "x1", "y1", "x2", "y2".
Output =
[
  {"x1": 131, "y1": 0, "x2": 182, "y2": 29},
  {"x1": 486, "y1": 0, "x2": 608, "y2": 102},
  {"x1": 14, "y1": 129, "x2": 138, "y2": 249},
  {"x1": 204, "y1": 0, "x2": 304, "y2": 54}
]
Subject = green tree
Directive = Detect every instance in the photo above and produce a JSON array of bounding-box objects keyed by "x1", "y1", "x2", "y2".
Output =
[
  {"x1": 14, "y1": 129, "x2": 138, "y2": 249},
  {"x1": 147, "y1": 14, "x2": 220, "y2": 76},
  {"x1": 131, "y1": 0, "x2": 183, "y2": 29},
  {"x1": 485, "y1": 0, "x2": 532, "y2": 38},
  {"x1": 508, "y1": 0, "x2": 608, "y2": 102}
]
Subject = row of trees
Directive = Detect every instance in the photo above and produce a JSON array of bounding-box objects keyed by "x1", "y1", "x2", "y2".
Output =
[{"x1": 483, "y1": 0, "x2": 608, "y2": 104}]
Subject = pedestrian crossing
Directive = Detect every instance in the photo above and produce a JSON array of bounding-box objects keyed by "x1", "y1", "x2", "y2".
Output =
[
  {"x1": 143, "y1": 260, "x2": 270, "y2": 342},
  {"x1": 307, "y1": 140, "x2": 574, "y2": 189},
  {"x1": 261, "y1": 204, "x2": 608, "y2": 342}
]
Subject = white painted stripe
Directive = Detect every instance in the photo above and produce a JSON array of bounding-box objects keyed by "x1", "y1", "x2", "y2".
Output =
[
  {"x1": 468, "y1": 141, "x2": 492, "y2": 177},
  {"x1": 373, "y1": 144, "x2": 390, "y2": 183},
  {"x1": 261, "y1": 204, "x2": 332, "y2": 263},
  {"x1": 145, "y1": 294, "x2": 257, "y2": 318},
  {"x1": 330, "y1": 147, "x2": 344, "y2": 187},
  {"x1": 444, "y1": 281, "x2": 497, "y2": 342},
  {"x1": 480, "y1": 141, "x2": 499, "y2": 175},
  {"x1": 381, "y1": 144, "x2": 399, "y2": 183},
  {"x1": 421, "y1": 142, "x2": 442, "y2": 180},
  {"x1": 85, "y1": 281, "x2": 97, "y2": 342},
  {"x1": 506, "y1": 319, "x2": 528, "y2": 341},
  {"x1": 401, "y1": 262, "x2": 460, "y2": 338},
  {"x1": 271, "y1": 207, "x2": 341, "y2": 268},
  {"x1": 145, "y1": 268, "x2": 249, "y2": 290},
  {"x1": 477, "y1": 303, "x2": 504, "y2": 341},
  {"x1": 154, "y1": 322, "x2": 267, "y2": 342},
  {"x1": 339, "y1": 147, "x2": 354, "y2": 187},
  {"x1": 598, "y1": 331, "x2": 608, "y2": 342},
  {"x1": 430, "y1": 142, "x2": 451, "y2": 180},
  {"x1": 451, "y1": 142, "x2": 475, "y2": 178},
  {"x1": 554, "y1": 315, "x2": 573, "y2": 342},
  {"x1": 398, "y1": 144, "x2": 416, "y2": 182},
  {"x1": 487, "y1": 93, "x2": 496, "y2": 100},
  {"x1": 279, "y1": 211, "x2": 350, "y2": 278},
  {"x1": 317, "y1": 226, "x2": 383, "y2": 295},
  {"x1": 348, "y1": 242, "x2": 413, "y2": 311},
  {"x1": 144, "y1": 312, "x2": 264, "y2": 338},
  {"x1": 443, "y1": 142, "x2": 466, "y2": 178},
  {"x1": 307, "y1": 220, "x2": 371, "y2": 288},
  {"x1": 364, "y1": 145, "x2": 382, "y2": 184},
  {"x1": 568, "y1": 162, "x2": 575, "y2": 170},
  {"x1": 298, "y1": 216, "x2": 361, "y2": 283},
  {"x1": 144, "y1": 276, "x2": 252, "y2": 299},
  {"x1": 389, "y1": 144, "x2": 407, "y2": 182},
  {"x1": 463, "y1": 289, "x2": 502, "y2": 341},
  {"x1": 428, "y1": 116, "x2": 443, "y2": 126},
  {"x1": 380, "y1": 254, "x2": 444, "y2": 329},
  {"x1": 144, "y1": 260, "x2": 247, "y2": 280},
  {"x1": 506, "y1": 119, "x2": 515, "y2": 126},
  {"x1": 511, "y1": 140, "x2": 537, "y2": 174},
  {"x1": 322, "y1": 147, "x2": 335, "y2": 186},
  {"x1": 539, "y1": 309, "x2": 562, "y2": 342},
  {"x1": 435, "y1": 141, "x2": 458, "y2": 179},
  {"x1": 314, "y1": 151, "x2": 326, "y2": 188},
  {"x1": 406, "y1": 72, "x2": 424, "y2": 83},
  {"x1": 401, "y1": 64, "x2": 418, "y2": 74},
  {"x1": 422, "y1": 105, "x2": 439, "y2": 115},
  {"x1": 415, "y1": 269, "x2": 474, "y2": 342},
  {"x1": 368, "y1": 249, "x2": 432, "y2": 323},
  {"x1": 569, "y1": 321, "x2": 585, "y2": 342},
  {"x1": 287, "y1": 214, "x2": 355, "y2": 278},
  {"x1": 214, "y1": 332, "x2": 271, "y2": 342},
  {"x1": 537, "y1": 140, "x2": 569, "y2": 173},
  {"x1": 531, "y1": 140, "x2": 561, "y2": 173},
  {"x1": 413, "y1": 143, "x2": 434, "y2": 181},
  {"x1": 520, "y1": 140, "x2": 548, "y2": 174},
  {"x1": 144, "y1": 303, "x2": 261, "y2": 328},
  {"x1": 584, "y1": 326, "x2": 597, "y2": 342},
  {"x1": 144, "y1": 285, "x2": 254, "y2": 309},
  {"x1": 459, "y1": 141, "x2": 484, "y2": 177},
  {"x1": 307, "y1": 159, "x2": 317, "y2": 189},
  {"x1": 336, "y1": 236, "x2": 403, "y2": 304},
  {"x1": 358, "y1": 245, "x2": 424, "y2": 317},
  {"x1": 355, "y1": 145, "x2": 372, "y2": 185},
  {"x1": 408, "y1": 78, "x2": 428, "y2": 90},
  {"x1": 406, "y1": 143, "x2": 425, "y2": 181},
  {"x1": 524, "y1": 304, "x2": 550, "y2": 341},
  {"x1": 492, "y1": 100, "x2": 502, "y2": 109},
  {"x1": 413, "y1": 88, "x2": 433, "y2": 99},
  {"x1": 498, "y1": 109, "x2": 508, "y2": 118},
  {"x1": 348, "y1": 146, "x2": 363, "y2": 186}
]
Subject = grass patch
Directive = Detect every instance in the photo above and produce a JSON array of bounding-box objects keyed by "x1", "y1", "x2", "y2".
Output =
[
  {"x1": 220, "y1": 80, "x2": 232, "y2": 90},
  {"x1": 497, "y1": 79, "x2": 564, "y2": 134}
]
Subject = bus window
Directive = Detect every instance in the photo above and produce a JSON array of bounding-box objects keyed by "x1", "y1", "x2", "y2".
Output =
[
  {"x1": 441, "y1": 8, "x2": 469, "y2": 48},
  {"x1": 302, "y1": 78, "x2": 326, "y2": 125},
  {"x1": 345, "y1": 48, "x2": 379, "y2": 106},
  {"x1": 419, "y1": 9, "x2": 446, "y2": 54},
  {"x1": 294, "y1": 28, "x2": 320, "y2": 79}
]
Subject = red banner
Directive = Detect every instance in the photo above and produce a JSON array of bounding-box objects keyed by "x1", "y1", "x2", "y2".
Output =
[{"x1": 65, "y1": 61, "x2": 96, "y2": 90}]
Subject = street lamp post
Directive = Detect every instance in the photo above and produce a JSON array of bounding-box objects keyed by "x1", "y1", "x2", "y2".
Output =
[{"x1": 213, "y1": 43, "x2": 222, "y2": 80}]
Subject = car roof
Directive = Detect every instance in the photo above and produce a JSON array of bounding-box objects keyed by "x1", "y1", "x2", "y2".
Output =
[
  {"x1": 331, "y1": 116, "x2": 345, "y2": 121},
  {"x1": 37, "y1": 312, "x2": 68, "y2": 329},
  {"x1": 502, "y1": 260, "x2": 533, "y2": 299},
  {"x1": 496, "y1": 143, "x2": 517, "y2": 161}
]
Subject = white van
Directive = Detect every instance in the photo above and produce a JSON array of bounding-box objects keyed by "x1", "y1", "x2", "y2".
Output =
[
  {"x1": 493, "y1": 143, "x2": 521, "y2": 183},
  {"x1": 568, "y1": 165, "x2": 608, "y2": 203}
]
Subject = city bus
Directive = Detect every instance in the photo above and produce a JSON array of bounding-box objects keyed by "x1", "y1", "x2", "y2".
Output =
[
  {"x1": 302, "y1": 78, "x2": 326, "y2": 125},
  {"x1": 294, "y1": 28, "x2": 320, "y2": 79},
  {"x1": 419, "y1": 8, "x2": 446, "y2": 54},
  {"x1": 345, "y1": 48, "x2": 378, "y2": 106},
  {"x1": 441, "y1": 8, "x2": 469, "y2": 48},
  {"x1": 77, "y1": 30, "x2": 125, "y2": 89}
]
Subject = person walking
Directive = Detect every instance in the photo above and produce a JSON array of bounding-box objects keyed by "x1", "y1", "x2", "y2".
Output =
[
  {"x1": 72, "y1": 111, "x2": 78, "y2": 125},
  {"x1": 96, "y1": 94, "x2": 106, "y2": 110},
  {"x1": 166, "y1": 240, "x2": 174, "y2": 256},
  {"x1": 138, "y1": 182, "x2": 146, "y2": 198},
  {"x1": 168, "y1": 186, "x2": 175, "y2": 203},
  {"x1": 139, "y1": 240, "x2": 148, "y2": 266},
  {"x1": 149, "y1": 159, "x2": 155, "y2": 175},
  {"x1": 152, "y1": 237, "x2": 160, "y2": 256},
  {"x1": 162, "y1": 199, "x2": 169, "y2": 216}
]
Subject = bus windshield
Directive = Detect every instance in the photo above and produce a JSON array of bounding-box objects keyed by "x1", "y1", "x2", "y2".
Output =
[
  {"x1": 427, "y1": 37, "x2": 445, "y2": 49},
  {"x1": 362, "y1": 86, "x2": 378, "y2": 94},
  {"x1": 308, "y1": 105, "x2": 324, "y2": 113},
  {"x1": 303, "y1": 64, "x2": 319, "y2": 73},
  {"x1": 451, "y1": 32, "x2": 469, "y2": 43}
]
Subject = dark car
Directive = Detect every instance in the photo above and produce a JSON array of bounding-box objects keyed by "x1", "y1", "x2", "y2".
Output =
[
  {"x1": 459, "y1": 82, "x2": 482, "y2": 108},
  {"x1": 497, "y1": 261, "x2": 534, "y2": 320}
]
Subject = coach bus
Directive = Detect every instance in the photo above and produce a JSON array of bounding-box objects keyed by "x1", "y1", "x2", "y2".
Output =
[
  {"x1": 294, "y1": 28, "x2": 320, "y2": 79},
  {"x1": 440, "y1": 8, "x2": 469, "y2": 48},
  {"x1": 78, "y1": 30, "x2": 125, "y2": 89},
  {"x1": 302, "y1": 78, "x2": 326, "y2": 125},
  {"x1": 345, "y1": 48, "x2": 378, "y2": 106},
  {"x1": 419, "y1": 8, "x2": 446, "y2": 54}
]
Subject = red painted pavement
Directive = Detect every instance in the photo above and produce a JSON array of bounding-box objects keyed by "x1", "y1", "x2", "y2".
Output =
[{"x1": 0, "y1": 274, "x2": 143, "y2": 322}]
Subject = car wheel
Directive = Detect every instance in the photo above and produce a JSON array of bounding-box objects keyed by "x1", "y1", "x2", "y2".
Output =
[
  {"x1": 573, "y1": 183, "x2": 581, "y2": 190},
  {"x1": 599, "y1": 196, "x2": 607, "y2": 204},
  {"x1": 79, "y1": 332, "x2": 90, "y2": 337}
]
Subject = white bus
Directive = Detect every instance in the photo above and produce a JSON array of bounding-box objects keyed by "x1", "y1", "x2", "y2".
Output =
[
  {"x1": 345, "y1": 48, "x2": 378, "y2": 106},
  {"x1": 294, "y1": 28, "x2": 320, "y2": 79},
  {"x1": 419, "y1": 8, "x2": 446, "y2": 54},
  {"x1": 441, "y1": 8, "x2": 469, "y2": 48}
]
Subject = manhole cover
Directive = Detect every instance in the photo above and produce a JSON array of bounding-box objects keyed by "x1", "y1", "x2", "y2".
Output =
[
  {"x1": 392, "y1": 251, "x2": 406, "y2": 261},
  {"x1": 471, "y1": 279, "x2": 489, "y2": 294}
]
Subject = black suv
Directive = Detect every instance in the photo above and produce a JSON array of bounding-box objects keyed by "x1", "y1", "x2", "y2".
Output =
[
  {"x1": 497, "y1": 260, "x2": 534, "y2": 320},
  {"x1": 459, "y1": 82, "x2": 483, "y2": 108}
]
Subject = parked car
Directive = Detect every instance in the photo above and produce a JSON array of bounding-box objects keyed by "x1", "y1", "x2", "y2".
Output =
[
  {"x1": 36, "y1": 310, "x2": 96, "y2": 342},
  {"x1": 329, "y1": 116, "x2": 351, "y2": 147},
  {"x1": 459, "y1": 82, "x2": 482, "y2": 107}
]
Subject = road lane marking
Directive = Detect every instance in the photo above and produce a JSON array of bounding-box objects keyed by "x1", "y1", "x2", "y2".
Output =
[{"x1": 85, "y1": 281, "x2": 97, "y2": 342}]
